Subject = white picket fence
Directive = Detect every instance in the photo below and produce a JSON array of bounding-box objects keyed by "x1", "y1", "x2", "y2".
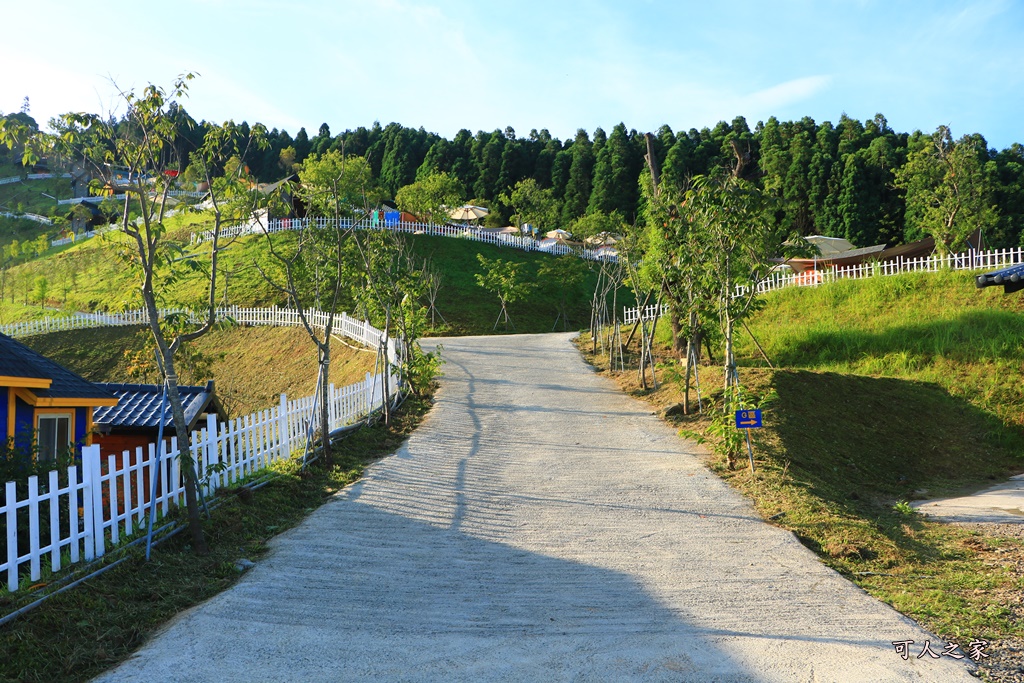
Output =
[
  {"x1": 56, "y1": 190, "x2": 203, "y2": 205},
  {"x1": 623, "y1": 246, "x2": 1024, "y2": 323},
  {"x1": 623, "y1": 304, "x2": 669, "y2": 326},
  {"x1": 49, "y1": 229, "x2": 101, "y2": 248},
  {"x1": 193, "y1": 216, "x2": 619, "y2": 263},
  {"x1": 35, "y1": 203, "x2": 616, "y2": 262},
  {"x1": 0, "y1": 306, "x2": 394, "y2": 356},
  {"x1": 56, "y1": 195, "x2": 125, "y2": 206},
  {"x1": 1, "y1": 307, "x2": 400, "y2": 592},
  {"x1": 0, "y1": 211, "x2": 51, "y2": 225},
  {"x1": 0, "y1": 173, "x2": 71, "y2": 186}
]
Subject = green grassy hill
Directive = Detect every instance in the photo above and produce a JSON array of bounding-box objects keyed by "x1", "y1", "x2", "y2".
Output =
[
  {"x1": 0, "y1": 175, "x2": 73, "y2": 217},
  {"x1": 1, "y1": 221, "x2": 627, "y2": 336},
  {"x1": 20, "y1": 325, "x2": 377, "y2": 418},
  {"x1": 743, "y1": 269, "x2": 1024, "y2": 432}
]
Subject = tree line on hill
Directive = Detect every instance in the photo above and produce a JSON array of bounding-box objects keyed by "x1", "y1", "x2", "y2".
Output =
[{"x1": 5, "y1": 108, "x2": 1023, "y2": 250}]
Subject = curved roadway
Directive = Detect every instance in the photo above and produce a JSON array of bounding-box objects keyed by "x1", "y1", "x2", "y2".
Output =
[{"x1": 94, "y1": 333, "x2": 975, "y2": 682}]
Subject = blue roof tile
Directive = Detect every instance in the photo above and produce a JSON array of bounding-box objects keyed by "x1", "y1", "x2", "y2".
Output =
[
  {"x1": 0, "y1": 332, "x2": 115, "y2": 401},
  {"x1": 93, "y1": 382, "x2": 221, "y2": 430}
]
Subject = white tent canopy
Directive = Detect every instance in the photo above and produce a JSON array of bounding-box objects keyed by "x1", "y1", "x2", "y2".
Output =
[
  {"x1": 449, "y1": 205, "x2": 490, "y2": 221},
  {"x1": 804, "y1": 235, "x2": 857, "y2": 257}
]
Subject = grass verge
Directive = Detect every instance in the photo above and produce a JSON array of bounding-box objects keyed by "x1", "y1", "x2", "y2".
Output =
[
  {"x1": 0, "y1": 392, "x2": 433, "y2": 683},
  {"x1": 579, "y1": 329, "x2": 1024, "y2": 681}
]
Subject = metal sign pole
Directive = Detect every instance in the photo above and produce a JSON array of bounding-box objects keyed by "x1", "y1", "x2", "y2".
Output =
[
  {"x1": 735, "y1": 408, "x2": 762, "y2": 475},
  {"x1": 745, "y1": 429, "x2": 755, "y2": 474}
]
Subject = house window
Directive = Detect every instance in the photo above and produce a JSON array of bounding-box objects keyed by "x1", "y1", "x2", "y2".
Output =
[{"x1": 37, "y1": 414, "x2": 71, "y2": 462}]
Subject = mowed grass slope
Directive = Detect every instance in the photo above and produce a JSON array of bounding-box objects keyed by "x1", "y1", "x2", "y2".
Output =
[
  {"x1": 22, "y1": 325, "x2": 376, "y2": 417},
  {"x1": 2, "y1": 222, "x2": 622, "y2": 336},
  {"x1": 742, "y1": 269, "x2": 1024, "y2": 430}
]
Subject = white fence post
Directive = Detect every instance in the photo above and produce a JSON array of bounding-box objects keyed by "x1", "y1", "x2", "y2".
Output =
[
  {"x1": 279, "y1": 393, "x2": 289, "y2": 459},
  {"x1": 5, "y1": 481, "x2": 17, "y2": 591},
  {"x1": 83, "y1": 444, "x2": 105, "y2": 559},
  {"x1": 205, "y1": 413, "x2": 219, "y2": 491}
]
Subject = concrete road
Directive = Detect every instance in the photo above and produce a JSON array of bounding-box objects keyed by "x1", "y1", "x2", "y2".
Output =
[
  {"x1": 94, "y1": 334, "x2": 975, "y2": 682},
  {"x1": 914, "y1": 473, "x2": 1024, "y2": 523}
]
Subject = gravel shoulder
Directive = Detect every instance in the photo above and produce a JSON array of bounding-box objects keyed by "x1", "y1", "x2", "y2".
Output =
[{"x1": 94, "y1": 333, "x2": 976, "y2": 682}]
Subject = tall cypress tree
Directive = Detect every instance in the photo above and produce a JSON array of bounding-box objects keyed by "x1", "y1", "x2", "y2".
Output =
[
  {"x1": 550, "y1": 146, "x2": 572, "y2": 201},
  {"x1": 588, "y1": 122, "x2": 642, "y2": 220},
  {"x1": 808, "y1": 121, "x2": 840, "y2": 236},
  {"x1": 992, "y1": 144, "x2": 1024, "y2": 248},
  {"x1": 450, "y1": 129, "x2": 476, "y2": 192},
  {"x1": 532, "y1": 132, "x2": 561, "y2": 189},
  {"x1": 293, "y1": 127, "x2": 311, "y2": 163},
  {"x1": 473, "y1": 130, "x2": 505, "y2": 200},
  {"x1": 782, "y1": 130, "x2": 815, "y2": 235},
  {"x1": 379, "y1": 124, "x2": 419, "y2": 197},
  {"x1": 497, "y1": 136, "x2": 528, "y2": 194},
  {"x1": 561, "y1": 129, "x2": 595, "y2": 224},
  {"x1": 661, "y1": 134, "x2": 696, "y2": 192},
  {"x1": 416, "y1": 139, "x2": 453, "y2": 180}
]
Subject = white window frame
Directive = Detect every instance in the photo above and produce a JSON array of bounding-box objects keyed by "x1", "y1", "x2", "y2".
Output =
[{"x1": 37, "y1": 413, "x2": 72, "y2": 463}]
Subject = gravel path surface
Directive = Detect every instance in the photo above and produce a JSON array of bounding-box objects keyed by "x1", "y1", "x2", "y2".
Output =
[{"x1": 94, "y1": 333, "x2": 976, "y2": 682}]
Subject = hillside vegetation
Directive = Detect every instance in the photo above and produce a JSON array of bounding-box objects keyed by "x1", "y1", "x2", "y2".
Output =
[
  {"x1": 742, "y1": 269, "x2": 1024, "y2": 432},
  {"x1": 591, "y1": 268, "x2": 1024, "y2": 654},
  {"x1": 22, "y1": 325, "x2": 376, "y2": 417},
  {"x1": 1, "y1": 226, "x2": 623, "y2": 336}
]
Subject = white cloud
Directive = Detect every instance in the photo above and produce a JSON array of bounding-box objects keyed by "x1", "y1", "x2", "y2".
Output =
[{"x1": 741, "y1": 75, "x2": 834, "y2": 113}]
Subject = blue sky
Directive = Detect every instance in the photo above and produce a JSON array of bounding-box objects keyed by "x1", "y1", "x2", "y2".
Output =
[{"x1": 2, "y1": 0, "x2": 1022, "y2": 148}]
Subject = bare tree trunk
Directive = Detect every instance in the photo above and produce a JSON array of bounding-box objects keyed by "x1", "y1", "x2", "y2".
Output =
[
  {"x1": 724, "y1": 311, "x2": 736, "y2": 394},
  {"x1": 683, "y1": 312, "x2": 702, "y2": 415},
  {"x1": 319, "y1": 343, "x2": 331, "y2": 465},
  {"x1": 638, "y1": 320, "x2": 649, "y2": 390},
  {"x1": 683, "y1": 346, "x2": 693, "y2": 415},
  {"x1": 670, "y1": 310, "x2": 685, "y2": 359},
  {"x1": 648, "y1": 296, "x2": 662, "y2": 390},
  {"x1": 380, "y1": 309, "x2": 392, "y2": 426},
  {"x1": 163, "y1": 361, "x2": 208, "y2": 554}
]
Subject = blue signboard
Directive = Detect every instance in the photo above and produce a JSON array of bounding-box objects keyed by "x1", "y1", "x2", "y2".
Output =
[{"x1": 735, "y1": 409, "x2": 762, "y2": 429}]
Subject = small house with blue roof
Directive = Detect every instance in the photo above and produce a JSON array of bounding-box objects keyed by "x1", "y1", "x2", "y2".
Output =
[
  {"x1": 92, "y1": 381, "x2": 226, "y2": 458},
  {"x1": 0, "y1": 331, "x2": 117, "y2": 463}
]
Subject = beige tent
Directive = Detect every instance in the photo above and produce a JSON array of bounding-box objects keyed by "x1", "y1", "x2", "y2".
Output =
[
  {"x1": 449, "y1": 205, "x2": 490, "y2": 222},
  {"x1": 804, "y1": 235, "x2": 856, "y2": 257},
  {"x1": 584, "y1": 231, "x2": 622, "y2": 247}
]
